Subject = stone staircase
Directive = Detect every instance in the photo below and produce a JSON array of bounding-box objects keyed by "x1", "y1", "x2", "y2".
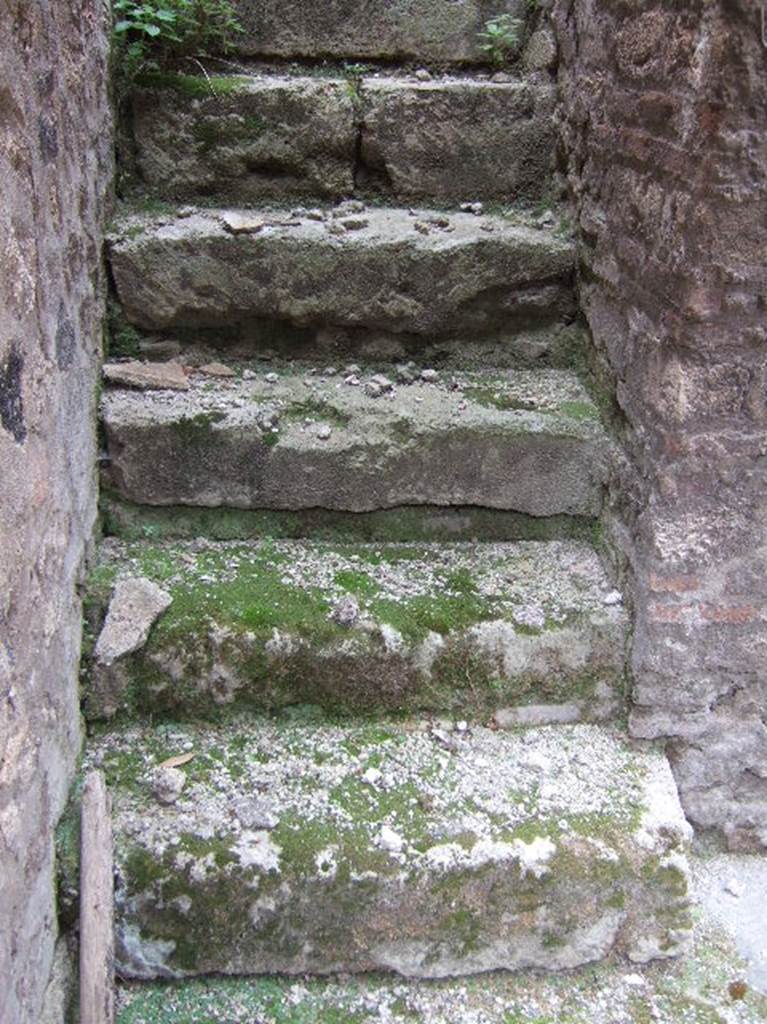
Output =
[{"x1": 75, "y1": 2, "x2": 696, "y2": 1016}]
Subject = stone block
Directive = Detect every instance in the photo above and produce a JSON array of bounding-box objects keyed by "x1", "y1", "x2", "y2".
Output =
[
  {"x1": 78, "y1": 721, "x2": 692, "y2": 979},
  {"x1": 361, "y1": 77, "x2": 556, "y2": 200},
  {"x1": 107, "y1": 206, "x2": 576, "y2": 338},
  {"x1": 230, "y1": 0, "x2": 527, "y2": 64},
  {"x1": 131, "y1": 75, "x2": 357, "y2": 201},
  {"x1": 100, "y1": 367, "x2": 609, "y2": 515}
]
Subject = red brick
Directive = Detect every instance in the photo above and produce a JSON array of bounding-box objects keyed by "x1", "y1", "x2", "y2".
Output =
[
  {"x1": 701, "y1": 604, "x2": 759, "y2": 625},
  {"x1": 649, "y1": 573, "x2": 700, "y2": 593}
]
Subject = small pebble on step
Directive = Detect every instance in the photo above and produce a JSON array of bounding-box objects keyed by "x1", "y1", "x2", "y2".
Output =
[{"x1": 151, "y1": 767, "x2": 186, "y2": 806}]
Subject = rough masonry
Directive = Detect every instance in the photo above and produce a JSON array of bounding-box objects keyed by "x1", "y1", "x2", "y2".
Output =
[
  {"x1": 0, "y1": 2, "x2": 112, "y2": 1021},
  {"x1": 552, "y1": 0, "x2": 767, "y2": 848}
]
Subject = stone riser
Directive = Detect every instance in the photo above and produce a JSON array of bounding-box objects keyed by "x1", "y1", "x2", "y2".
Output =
[
  {"x1": 116, "y1": 317, "x2": 585, "y2": 373},
  {"x1": 229, "y1": 0, "x2": 530, "y2": 65},
  {"x1": 100, "y1": 368, "x2": 608, "y2": 517},
  {"x1": 100, "y1": 494, "x2": 600, "y2": 545},
  {"x1": 84, "y1": 539, "x2": 627, "y2": 723},
  {"x1": 130, "y1": 73, "x2": 556, "y2": 203},
  {"x1": 66, "y1": 721, "x2": 692, "y2": 981},
  {"x1": 107, "y1": 207, "x2": 576, "y2": 338}
]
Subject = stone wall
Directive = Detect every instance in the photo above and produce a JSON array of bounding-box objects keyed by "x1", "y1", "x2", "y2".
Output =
[
  {"x1": 0, "y1": 2, "x2": 112, "y2": 1020},
  {"x1": 553, "y1": 0, "x2": 767, "y2": 848}
]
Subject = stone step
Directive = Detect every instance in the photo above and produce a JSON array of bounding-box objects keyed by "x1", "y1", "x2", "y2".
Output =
[
  {"x1": 74, "y1": 719, "x2": 692, "y2": 980},
  {"x1": 83, "y1": 538, "x2": 627, "y2": 723},
  {"x1": 130, "y1": 71, "x2": 556, "y2": 203},
  {"x1": 113, "y1": 914, "x2": 767, "y2": 1024},
  {"x1": 107, "y1": 205, "x2": 576, "y2": 340},
  {"x1": 100, "y1": 366, "x2": 609, "y2": 516},
  {"x1": 229, "y1": 0, "x2": 531, "y2": 65}
]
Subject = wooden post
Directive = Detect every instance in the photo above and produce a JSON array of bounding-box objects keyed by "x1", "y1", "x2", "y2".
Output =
[{"x1": 80, "y1": 770, "x2": 115, "y2": 1024}]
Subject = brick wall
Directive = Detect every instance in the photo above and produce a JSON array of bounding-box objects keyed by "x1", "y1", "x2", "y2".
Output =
[{"x1": 553, "y1": 0, "x2": 767, "y2": 848}]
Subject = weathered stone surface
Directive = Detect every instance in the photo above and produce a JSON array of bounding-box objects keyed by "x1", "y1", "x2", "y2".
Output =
[
  {"x1": 80, "y1": 720, "x2": 691, "y2": 979},
  {"x1": 83, "y1": 539, "x2": 626, "y2": 722},
  {"x1": 0, "y1": 3, "x2": 112, "y2": 1022},
  {"x1": 101, "y1": 367, "x2": 609, "y2": 515},
  {"x1": 79, "y1": 771, "x2": 115, "y2": 1024},
  {"x1": 114, "y1": 920, "x2": 767, "y2": 1024},
  {"x1": 552, "y1": 0, "x2": 767, "y2": 847},
  {"x1": 94, "y1": 577, "x2": 172, "y2": 666},
  {"x1": 523, "y1": 26, "x2": 558, "y2": 71},
  {"x1": 103, "y1": 361, "x2": 189, "y2": 391},
  {"x1": 107, "y1": 207, "x2": 576, "y2": 338},
  {"x1": 129, "y1": 73, "x2": 558, "y2": 204},
  {"x1": 231, "y1": 0, "x2": 527, "y2": 64},
  {"x1": 361, "y1": 77, "x2": 556, "y2": 200},
  {"x1": 131, "y1": 75, "x2": 356, "y2": 201}
]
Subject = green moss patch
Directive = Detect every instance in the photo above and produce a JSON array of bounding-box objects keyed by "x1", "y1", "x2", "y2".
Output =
[
  {"x1": 136, "y1": 72, "x2": 254, "y2": 98},
  {"x1": 100, "y1": 494, "x2": 601, "y2": 546},
  {"x1": 82, "y1": 537, "x2": 626, "y2": 723}
]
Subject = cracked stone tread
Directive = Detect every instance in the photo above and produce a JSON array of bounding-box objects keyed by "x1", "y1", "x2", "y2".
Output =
[
  {"x1": 80, "y1": 720, "x2": 692, "y2": 980},
  {"x1": 130, "y1": 72, "x2": 556, "y2": 203},
  {"x1": 101, "y1": 367, "x2": 608, "y2": 516},
  {"x1": 83, "y1": 537, "x2": 627, "y2": 722},
  {"x1": 107, "y1": 206, "x2": 576, "y2": 337}
]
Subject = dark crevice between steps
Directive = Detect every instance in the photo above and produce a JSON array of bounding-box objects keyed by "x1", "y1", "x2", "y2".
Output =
[
  {"x1": 191, "y1": 52, "x2": 528, "y2": 78},
  {"x1": 100, "y1": 309, "x2": 583, "y2": 369},
  {"x1": 98, "y1": 492, "x2": 602, "y2": 547}
]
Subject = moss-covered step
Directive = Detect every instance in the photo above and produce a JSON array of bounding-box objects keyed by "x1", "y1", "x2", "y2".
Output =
[
  {"x1": 74, "y1": 719, "x2": 693, "y2": 979},
  {"x1": 229, "y1": 0, "x2": 528, "y2": 65},
  {"x1": 107, "y1": 206, "x2": 576, "y2": 338},
  {"x1": 101, "y1": 493, "x2": 600, "y2": 545},
  {"x1": 83, "y1": 538, "x2": 627, "y2": 722},
  {"x1": 130, "y1": 74, "x2": 357, "y2": 201},
  {"x1": 101, "y1": 367, "x2": 608, "y2": 516},
  {"x1": 114, "y1": 918, "x2": 767, "y2": 1024},
  {"x1": 128, "y1": 72, "x2": 556, "y2": 204}
]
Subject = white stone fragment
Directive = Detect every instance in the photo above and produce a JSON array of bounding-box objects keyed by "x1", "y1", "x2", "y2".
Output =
[
  {"x1": 232, "y1": 831, "x2": 282, "y2": 873},
  {"x1": 95, "y1": 577, "x2": 172, "y2": 666},
  {"x1": 522, "y1": 750, "x2": 553, "y2": 774},
  {"x1": 624, "y1": 972, "x2": 646, "y2": 987},
  {"x1": 362, "y1": 767, "x2": 383, "y2": 787},
  {"x1": 511, "y1": 836, "x2": 557, "y2": 879},
  {"x1": 379, "y1": 624, "x2": 404, "y2": 654},
  {"x1": 724, "y1": 876, "x2": 744, "y2": 898},
  {"x1": 378, "y1": 827, "x2": 404, "y2": 854}
]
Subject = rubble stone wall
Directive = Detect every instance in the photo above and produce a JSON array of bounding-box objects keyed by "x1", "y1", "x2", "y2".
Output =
[
  {"x1": 553, "y1": 0, "x2": 767, "y2": 848},
  {"x1": 0, "y1": 2, "x2": 112, "y2": 1020}
]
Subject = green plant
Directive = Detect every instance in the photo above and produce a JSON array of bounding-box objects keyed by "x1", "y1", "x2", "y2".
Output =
[
  {"x1": 112, "y1": 0, "x2": 242, "y2": 86},
  {"x1": 478, "y1": 14, "x2": 524, "y2": 65}
]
